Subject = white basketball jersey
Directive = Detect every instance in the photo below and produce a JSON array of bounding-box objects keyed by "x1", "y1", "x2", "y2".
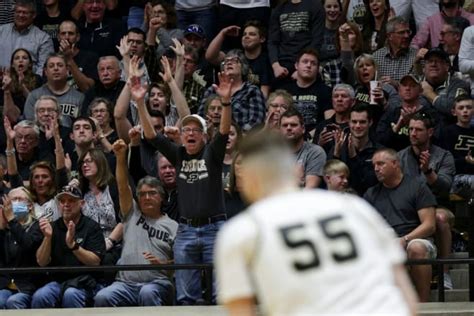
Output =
[{"x1": 216, "y1": 190, "x2": 410, "y2": 316}]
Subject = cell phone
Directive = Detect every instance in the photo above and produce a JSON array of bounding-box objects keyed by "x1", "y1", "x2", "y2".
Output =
[{"x1": 326, "y1": 124, "x2": 339, "y2": 132}]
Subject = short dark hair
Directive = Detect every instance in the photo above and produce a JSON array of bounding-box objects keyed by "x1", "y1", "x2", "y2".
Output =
[
  {"x1": 280, "y1": 107, "x2": 304, "y2": 126},
  {"x1": 444, "y1": 16, "x2": 471, "y2": 36},
  {"x1": 149, "y1": 109, "x2": 166, "y2": 122},
  {"x1": 296, "y1": 47, "x2": 319, "y2": 63},
  {"x1": 350, "y1": 103, "x2": 373, "y2": 121},
  {"x1": 454, "y1": 94, "x2": 473, "y2": 107},
  {"x1": 243, "y1": 20, "x2": 267, "y2": 39},
  {"x1": 127, "y1": 27, "x2": 146, "y2": 39},
  {"x1": 410, "y1": 111, "x2": 435, "y2": 129},
  {"x1": 72, "y1": 116, "x2": 97, "y2": 132}
]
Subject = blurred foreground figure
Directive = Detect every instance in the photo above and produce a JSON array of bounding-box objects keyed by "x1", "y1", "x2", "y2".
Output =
[{"x1": 215, "y1": 131, "x2": 418, "y2": 316}]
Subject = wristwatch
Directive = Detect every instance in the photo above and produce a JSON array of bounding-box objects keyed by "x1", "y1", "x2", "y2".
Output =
[{"x1": 69, "y1": 242, "x2": 80, "y2": 251}]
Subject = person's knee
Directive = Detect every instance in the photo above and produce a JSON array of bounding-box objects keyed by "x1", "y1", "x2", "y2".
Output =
[
  {"x1": 407, "y1": 242, "x2": 429, "y2": 259},
  {"x1": 32, "y1": 285, "x2": 58, "y2": 308},
  {"x1": 94, "y1": 289, "x2": 111, "y2": 307},
  {"x1": 139, "y1": 285, "x2": 166, "y2": 306},
  {"x1": 436, "y1": 208, "x2": 454, "y2": 229},
  {"x1": 5, "y1": 295, "x2": 30, "y2": 309},
  {"x1": 62, "y1": 287, "x2": 86, "y2": 308}
]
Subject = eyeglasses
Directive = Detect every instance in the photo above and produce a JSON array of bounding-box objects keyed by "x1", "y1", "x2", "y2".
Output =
[
  {"x1": 440, "y1": 31, "x2": 458, "y2": 37},
  {"x1": 222, "y1": 57, "x2": 241, "y2": 65},
  {"x1": 181, "y1": 127, "x2": 203, "y2": 134},
  {"x1": 269, "y1": 103, "x2": 289, "y2": 110},
  {"x1": 81, "y1": 158, "x2": 95, "y2": 165},
  {"x1": 15, "y1": 134, "x2": 36, "y2": 142},
  {"x1": 393, "y1": 29, "x2": 412, "y2": 36},
  {"x1": 92, "y1": 108, "x2": 107, "y2": 114},
  {"x1": 137, "y1": 190, "x2": 159, "y2": 198},
  {"x1": 37, "y1": 108, "x2": 58, "y2": 114}
]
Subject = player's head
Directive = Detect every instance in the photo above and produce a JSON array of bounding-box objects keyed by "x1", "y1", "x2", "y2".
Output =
[
  {"x1": 238, "y1": 130, "x2": 297, "y2": 203},
  {"x1": 323, "y1": 159, "x2": 349, "y2": 192}
]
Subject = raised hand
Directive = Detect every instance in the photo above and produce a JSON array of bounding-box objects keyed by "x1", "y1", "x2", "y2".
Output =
[
  {"x1": 65, "y1": 220, "x2": 76, "y2": 248},
  {"x1": 159, "y1": 56, "x2": 173, "y2": 83},
  {"x1": 116, "y1": 35, "x2": 131, "y2": 58},
  {"x1": 3, "y1": 116, "x2": 15, "y2": 141},
  {"x1": 212, "y1": 72, "x2": 233, "y2": 102},
  {"x1": 170, "y1": 38, "x2": 184, "y2": 58},
  {"x1": 222, "y1": 25, "x2": 240, "y2": 37},
  {"x1": 39, "y1": 217, "x2": 53, "y2": 238},
  {"x1": 128, "y1": 125, "x2": 142, "y2": 145},
  {"x1": 333, "y1": 129, "x2": 348, "y2": 157},
  {"x1": 2, "y1": 68, "x2": 11, "y2": 91},
  {"x1": 1, "y1": 195, "x2": 14, "y2": 222},
  {"x1": 419, "y1": 150, "x2": 431, "y2": 173},
  {"x1": 149, "y1": 16, "x2": 164, "y2": 32},
  {"x1": 59, "y1": 39, "x2": 75, "y2": 60},
  {"x1": 112, "y1": 139, "x2": 127, "y2": 156}
]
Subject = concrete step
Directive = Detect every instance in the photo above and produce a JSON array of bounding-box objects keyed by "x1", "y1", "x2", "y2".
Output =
[
  {"x1": 450, "y1": 252, "x2": 469, "y2": 270},
  {"x1": 430, "y1": 289, "x2": 469, "y2": 302},
  {"x1": 451, "y1": 269, "x2": 468, "y2": 289},
  {"x1": 419, "y1": 302, "x2": 474, "y2": 316}
]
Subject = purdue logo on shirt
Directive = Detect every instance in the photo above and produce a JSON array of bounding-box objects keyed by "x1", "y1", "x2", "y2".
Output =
[{"x1": 60, "y1": 103, "x2": 79, "y2": 118}]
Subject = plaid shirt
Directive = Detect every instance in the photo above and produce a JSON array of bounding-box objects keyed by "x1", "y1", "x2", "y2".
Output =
[
  {"x1": 199, "y1": 82, "x2": 266, "y2": 131},
  {"x1": 183, "y1": 72, "x2": 206, "y2": 114},
  {"x1": 373, "y1": 47, "x2": 418, "y2": 82}
]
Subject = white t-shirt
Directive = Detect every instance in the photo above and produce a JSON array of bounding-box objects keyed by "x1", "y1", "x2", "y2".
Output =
[{"x1": 216, "y1": 190, "x2": 409, "y2": 316}]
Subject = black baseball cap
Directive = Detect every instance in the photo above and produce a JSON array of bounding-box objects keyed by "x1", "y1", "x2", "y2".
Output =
[
  {"x1": 56, "y1": 185, "x2": 83, "y2": 200},
  {"x1": 424, "y1": 47, "x2": 450, "y2": 63},
  {"x1": 184, "y1": 24, "x2": 206, "y2": 39}
]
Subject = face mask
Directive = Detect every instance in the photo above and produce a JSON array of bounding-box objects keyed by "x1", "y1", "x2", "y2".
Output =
[{"x1": 12, "y1": 201, "x2": 29, "y2": 220}]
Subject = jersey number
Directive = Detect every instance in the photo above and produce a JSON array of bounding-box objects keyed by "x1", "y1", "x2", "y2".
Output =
[{"x1": 279, "y1": 214, "x2": 358, "y2": 271}]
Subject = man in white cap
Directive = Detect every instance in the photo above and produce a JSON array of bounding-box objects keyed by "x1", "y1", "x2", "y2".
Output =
[{"x1": 131, "y1": 70, "x2": 232, "y2": 305}]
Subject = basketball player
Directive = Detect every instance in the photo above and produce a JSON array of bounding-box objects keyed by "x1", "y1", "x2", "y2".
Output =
[{"x1": 215, "y1": 131, "x2": 417, "y2": 316}]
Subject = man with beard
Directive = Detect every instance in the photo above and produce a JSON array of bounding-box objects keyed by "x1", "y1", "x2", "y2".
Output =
[
  {"x1": 280, "y1": 108, "x2": 326, "y2": 189},
  {"x1": 399, "y1": 112, "x2": 456, "y2": 290},
  {"x1": 364, "y1": 148, "x2": 436, "y2": 302}
]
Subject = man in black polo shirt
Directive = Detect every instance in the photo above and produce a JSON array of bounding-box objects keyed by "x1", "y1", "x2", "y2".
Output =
[
  {"x1": 77, "y1": 0, "x2": 125, "y2": 59},
  {"x1": 133, "y1": 69, "x2": 232, "y2": 305},
  {"x1": 31, "y1": 185, "x2": 105, "y2": 308}
]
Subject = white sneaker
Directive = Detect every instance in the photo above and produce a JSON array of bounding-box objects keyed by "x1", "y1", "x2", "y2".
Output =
[{"x1": 444, "y1": 272, "x2": 453, "y2": 290}]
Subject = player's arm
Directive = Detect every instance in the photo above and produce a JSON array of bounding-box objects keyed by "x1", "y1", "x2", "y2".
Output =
[
  {"x1": 225, "y1": 297, "x2": 257, "y2": 316},
  {"x1": 393, "y1": 264, "x2": 418, "y2": 316}
]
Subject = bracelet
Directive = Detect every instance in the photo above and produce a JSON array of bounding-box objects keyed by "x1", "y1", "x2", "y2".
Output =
[
  {"x1": 5, "y1": 148, "x2": 15, "y2": 156},
  {"x1": 221, "y1": 102, "x2": 231, "y2": 107}
]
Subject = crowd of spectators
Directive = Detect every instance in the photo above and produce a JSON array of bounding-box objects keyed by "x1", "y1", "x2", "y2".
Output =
[{"x1": 0, "y1": 0, "x2": 474, "y2": 309}]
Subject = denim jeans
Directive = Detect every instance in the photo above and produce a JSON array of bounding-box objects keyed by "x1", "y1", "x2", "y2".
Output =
[
  {"x1": 174, "y1": 221, "x2": 223, "y2": 305},
  {"x1": 31, "y1": 281, "x2": 102, "y2": 308},
  {"x1": 0, "y1": 289, "x2": 31, "y2": 309},
  {"x1": 176, "y1": 8, "x2": 217, "y2": 42},
  {"x1": 128, "y1": 6, "x2": 145, "y2": 30},
  {"x1": 94, "y1": 280, "x2": 173, "y2": 307}
]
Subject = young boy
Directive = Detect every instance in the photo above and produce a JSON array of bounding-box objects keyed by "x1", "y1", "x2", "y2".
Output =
[
  {"x1": 440, "y1": 95, "x2": 474, "y2": 198},
  {"x1": 323, "y1": 159, "x2": 350, "y2": 192}
]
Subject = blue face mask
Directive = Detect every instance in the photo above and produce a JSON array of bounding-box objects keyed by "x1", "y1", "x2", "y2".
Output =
[{"x1": 12, "y1": 201, "x2": 29, "y2": 220}]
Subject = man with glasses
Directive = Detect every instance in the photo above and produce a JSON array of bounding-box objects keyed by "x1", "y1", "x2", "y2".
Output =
[
  {"x1": 0, "y1": 0, "x2": 54, "y2": 75},
  {"x1": 94, "y1": 141, "x2": 177, "y2": 307},
  {"x1": 438, "y1": 16, "x2": 471, "y2": 76},
  {"x1": 133, "y1": 69, "x2": 232, "y2": 305},
  {"x1": 421, "y1": 47, "x2": 470, "y2": 126},
  {"x1": 373, "y1": 16, "x2": 419, "y2": 87}
]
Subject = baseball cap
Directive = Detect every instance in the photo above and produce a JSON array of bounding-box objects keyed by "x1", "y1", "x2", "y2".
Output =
[
  {"x1": 181, "y1": 114, "x2": 207, "y2": 134},
  {"x1": 424, "y1": 47, "x2": 450, "y2": 63},
  {"x1": 56, "y1": 185, "x2": 83, "y2": 200},
  {"x1": 400, "y1": 74, "x2": 421, "y2": 85},
  {"x1": 184, "y1": 24, "x2": 206, "y2": 39}
]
